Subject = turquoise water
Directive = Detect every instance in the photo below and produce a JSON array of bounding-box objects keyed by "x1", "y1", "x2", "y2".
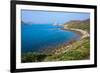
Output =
[{"x1": 21, "y1": 23, "x2": 80, "y2": 53}]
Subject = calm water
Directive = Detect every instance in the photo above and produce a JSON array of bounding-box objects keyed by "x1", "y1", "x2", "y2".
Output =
[{"x1": 21, "y1": 23, "x2": 80, "y2": 53}]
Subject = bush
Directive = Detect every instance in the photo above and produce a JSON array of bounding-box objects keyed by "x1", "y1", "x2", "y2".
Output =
[{"x1": 21, "y1": 52, "x2": 50, "y2": 63}]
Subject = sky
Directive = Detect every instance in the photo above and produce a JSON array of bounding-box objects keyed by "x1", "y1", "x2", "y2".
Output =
[{"x1": 21, "y1": 10, "x2": 90, "y2": 25}]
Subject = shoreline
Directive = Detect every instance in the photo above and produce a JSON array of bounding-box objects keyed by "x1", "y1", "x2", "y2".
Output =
[{"x1": 49, "y1": 25, "x2": 90, "y2": 54}]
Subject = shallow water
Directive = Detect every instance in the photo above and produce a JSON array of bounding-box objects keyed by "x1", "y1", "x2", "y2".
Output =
[{"x1": 21, "y1": 23, "x2": 80, "y2": 53}]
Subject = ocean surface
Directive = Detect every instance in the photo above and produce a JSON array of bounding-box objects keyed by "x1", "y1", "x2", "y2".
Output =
[{"x1": 21, "y1": 23, "x2": 80, "y2": 53}]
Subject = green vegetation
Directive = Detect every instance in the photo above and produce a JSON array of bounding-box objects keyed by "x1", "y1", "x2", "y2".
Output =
[
  {"x1": 64, "y1": 19, "x2": 90, "y2": 32},
  {"x1": 21, "y1": 52, "x2": 51, "y2": 63}
]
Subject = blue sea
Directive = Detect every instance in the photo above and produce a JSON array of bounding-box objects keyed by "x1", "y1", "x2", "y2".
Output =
[{"x1": 21, "y1": 23, "x2": 80, "y2": 53}]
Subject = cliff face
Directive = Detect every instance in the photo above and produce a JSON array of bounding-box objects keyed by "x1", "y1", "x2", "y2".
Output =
[{"x1": 63, "y1": 19, "x2": 90, "y2": 32}]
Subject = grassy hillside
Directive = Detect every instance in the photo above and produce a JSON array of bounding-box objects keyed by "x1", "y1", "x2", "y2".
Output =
[
  {"x1": 22, "y1": 53, "x2": 51, "y2": 62},
  {"x1": 44, "y1": 37, "x2": 90, "y2": 61},
  {"x1": 64, "y1": 19, "x2": 90, "y2": 33}
]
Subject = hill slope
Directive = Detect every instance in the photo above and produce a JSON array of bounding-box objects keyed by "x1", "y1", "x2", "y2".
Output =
[{"x1": 64, "y1": 19, "x2": 90, "y2": 33}]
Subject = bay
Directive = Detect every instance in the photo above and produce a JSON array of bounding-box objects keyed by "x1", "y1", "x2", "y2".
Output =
[{"x1": 21, "y1": 23, "x2": 80, "y2": 53}]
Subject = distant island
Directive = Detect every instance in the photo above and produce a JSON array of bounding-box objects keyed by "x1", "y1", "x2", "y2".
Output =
[{"x1": 21, "y1": 19, "x2": 90, "y2": 62}]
